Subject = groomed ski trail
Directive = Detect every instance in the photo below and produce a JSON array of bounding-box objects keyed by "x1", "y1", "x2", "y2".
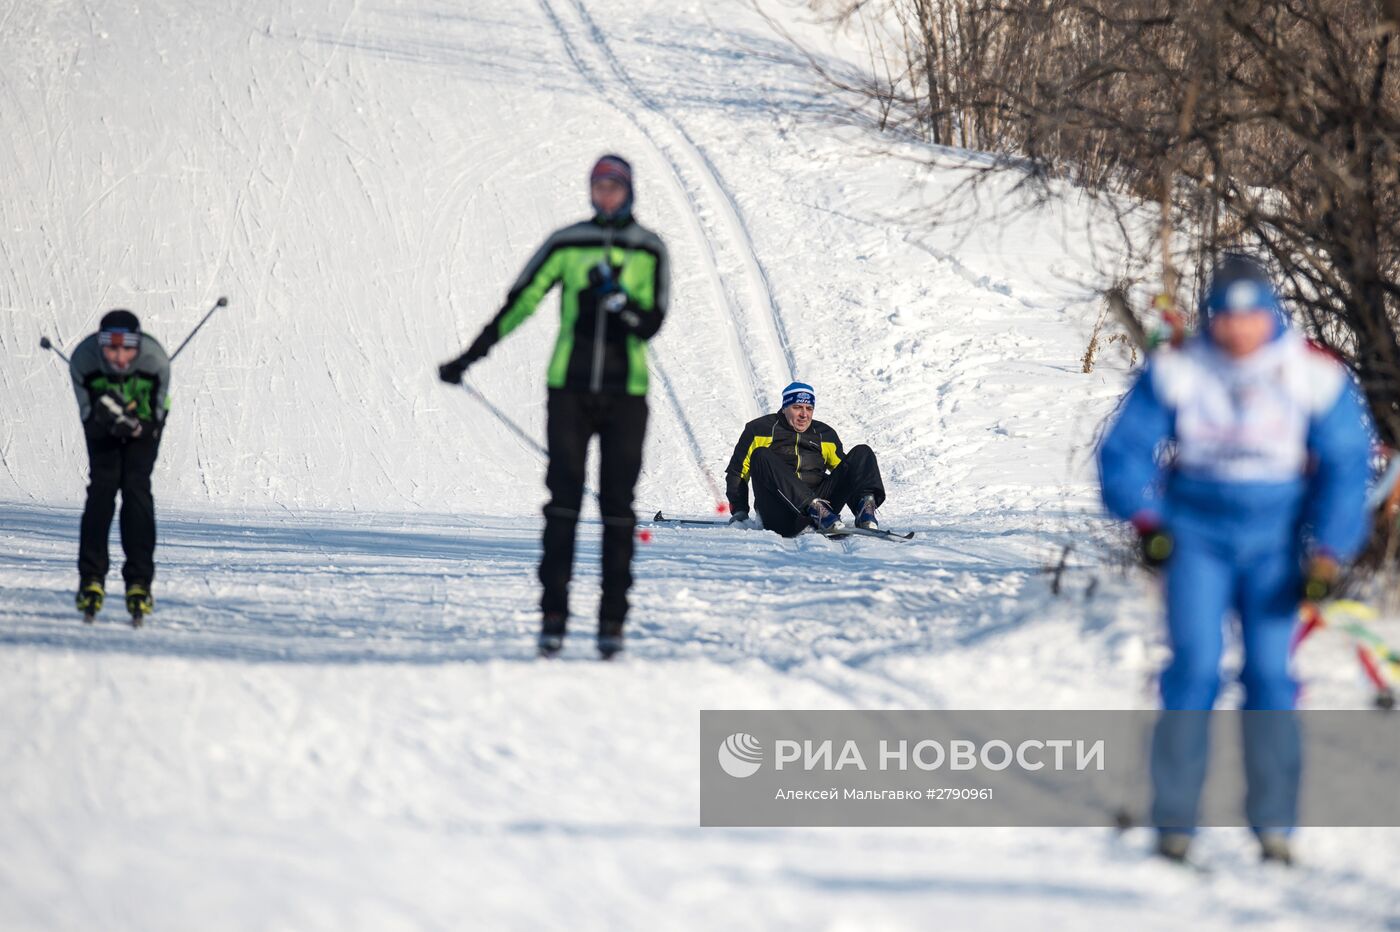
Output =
[{"x1": 537, "y1": 0, "x2": 794, "y2": 411}]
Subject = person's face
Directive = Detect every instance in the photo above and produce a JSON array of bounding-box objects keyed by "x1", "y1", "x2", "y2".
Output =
[
  {"x1": 591, "y1": 178, "x2": 628, "y2": 217},
  {"x1": 101, "y1": 345, "x2": 138, "y2": 371},
  {"x1": 1210, "y1": 310, "x2": 1274, "y2": 358},
  {"x1": 784, "y1": 403, "x2": 814, "y2": 432}
]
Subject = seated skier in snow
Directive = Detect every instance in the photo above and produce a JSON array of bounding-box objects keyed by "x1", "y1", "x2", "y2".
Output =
[{"x1": 724, "y1": 381, "x2": 886, "y2": 536}]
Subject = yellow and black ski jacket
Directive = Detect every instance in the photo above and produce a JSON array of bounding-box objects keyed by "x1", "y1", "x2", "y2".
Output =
[
  {"x1": 459, "y1": 215, "x2": 669, "y2": 395},
  {"x1": 725, "y1": 412, "x2": 845, "y2": 515}
]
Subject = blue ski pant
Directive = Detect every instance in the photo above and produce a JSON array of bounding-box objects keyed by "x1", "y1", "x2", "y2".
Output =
[{"x1": 1150, "y1": 533, "x2": 1302, "y2": 832}]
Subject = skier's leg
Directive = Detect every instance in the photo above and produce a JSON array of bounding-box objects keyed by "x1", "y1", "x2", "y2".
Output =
[
  {"x1": 117, "y1": 436, "x2": 160, "y2": 587},
  {"x1": 596, "y1": 394, "x2": 648, "y2": 623},
  {"x1": 1238, "y1": 546, "x2": 1303, "y2": 833},
  {"x1": 819, "y1": 444, "x2": 887, "y2": 515},
  {"x1": 1150, "y1": 538, "x2": 1231, "y2": 832},
  {"x1": 540, "y1": 390, "x2": 593, "y2": 617},
  {"x1": 748, "y1": 447, "x2": 809, "y2": 537},
  {"x1": 78, "y1": 433, "x2": 122, "y2": 582}
]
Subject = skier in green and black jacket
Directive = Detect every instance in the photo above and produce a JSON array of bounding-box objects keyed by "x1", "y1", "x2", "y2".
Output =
[
  {"x1": 438, "y1": 154, "x2": 669, "y2": 658},
  {"x1": 69, "y1": 309, "x2": 171, "y2": 621}
]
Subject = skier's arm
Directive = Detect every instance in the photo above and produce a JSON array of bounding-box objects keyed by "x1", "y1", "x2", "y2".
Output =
[
  {"x1": 67, "y1": 336, "x2": 102, "y2": 424},
  {"x1": 614, "y1": 240, "x2": 669, "y2": 340},
  {"x1": 146, "y1": 339, "x2": 172, "y2": 425},
  {"x1": 822, "y1": 428, "x2": 844, "y2": 470},
  {"x1": 453, "y1": 239, "x2": 566, "y2": 367},
  {"x1": 725, "y1": 422, "x2": 760, "y2": 516},
  {"x1": 1305, "y1": 379, "x2": 1374, "y2": 561},
  {"x1": 69, "y1": 357, "x2": 94, "y2": 423},
  {"x1": 1097, "y1": 366, "x2": 1175, "y2": 525}
]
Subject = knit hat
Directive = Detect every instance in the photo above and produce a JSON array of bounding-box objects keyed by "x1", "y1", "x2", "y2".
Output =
[
  {"x1": 1199, "y1": 255, "x2": 1284, "y2": 322},
  {"x1": 781, "y1": 381, "x2": 815, "y2": 409},
  {"x1": 590, "y1": 154, "x2": 634, "y2": 220},
  {"x1": 98, "y1": 309, "x2": 141, "y2": 350}
]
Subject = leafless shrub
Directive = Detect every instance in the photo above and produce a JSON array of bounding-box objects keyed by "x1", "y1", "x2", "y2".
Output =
[{"x1": 807, "y1": 0, "x2": 1400, "y2": 442}]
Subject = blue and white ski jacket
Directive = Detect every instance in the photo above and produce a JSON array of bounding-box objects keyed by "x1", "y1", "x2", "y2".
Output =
[{"x1": 1098, "y1": 329, "x2": 1373, "y2": 559}]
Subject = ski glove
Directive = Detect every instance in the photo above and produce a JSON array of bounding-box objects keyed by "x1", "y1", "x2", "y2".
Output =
[
  {"x1": 1303, "y1": 554, "x2": 1341, "y2": 603},
  {"x1": 438, "y1": 360, "x2": 465, "y2": 385},
  {"x1": 110, "y1": 416, "x2": 144, "y2": 441},
  {"x1": 94, "y1": 393, "x2": 144, "y2": 440},
  {"x1": 589, "y1": 259, "x2": 623, "y2": 292},
  {"x1": 439, "y1": 353, "x2": 477, "y2": 385},
  {"x1": 1137, "y1": 528, "x2": 1173, "y2": 570}
]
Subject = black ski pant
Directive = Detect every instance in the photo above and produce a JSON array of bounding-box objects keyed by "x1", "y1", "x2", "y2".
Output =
[
  {"x1": 79, "y1": 430, "x2": 160, "y2": 586},
  {"x1": 750, "y1": 444, "x2": 885, "y2": 538},
  {"x1": 539, "y1": 389, "x2": 648, "y2": 624}
]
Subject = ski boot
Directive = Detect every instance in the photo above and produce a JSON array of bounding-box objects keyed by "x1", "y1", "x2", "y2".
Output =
[
  {"x1": 125, "y1": 583, "x2": 153, "y2": 628},
  {"x1": 1154, "y1": 832, "x2": 1192, "y2": 864},
  {"x1": 1258, "y1": 833, "x2": 1294, "y2": 866},
  {"x1": 597, "y1": 619, "x2": 625, "y2": 660},
  {"x1": 76, "y1": 578, "x2": 105, "y2": 623},
  {"x1": 538, "y1": 612, "x2": 567, "y2": 658},
  {"x1": 855, "y1": 495, "x2": 879, "y2": 530},
  {"x1": 807, "y1": 498, "x2": 842, "y2": 532}
]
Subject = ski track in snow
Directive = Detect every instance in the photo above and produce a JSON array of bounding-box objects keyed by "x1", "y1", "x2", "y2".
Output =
[
  {"x1": 537, "y1": 0, "x2": 788, "y2": 413},
  {"x1": 2, "y1": 0, "x2": 1399, "y2": 928}
]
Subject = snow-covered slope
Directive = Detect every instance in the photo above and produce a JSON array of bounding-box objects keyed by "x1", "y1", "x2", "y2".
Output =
[{"x1": 1, "y1": 1, "x2": 1397, "y2": 929}]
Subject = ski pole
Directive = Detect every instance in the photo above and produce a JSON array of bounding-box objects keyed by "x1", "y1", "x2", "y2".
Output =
[
  {"x1": 460, "y1": 381, "x2": 548, "y2": 459},
  {"x1": 458, "y1": 380, "x2": 601, "y2": 503},
  {"x1": 649, "y1": 351, "x2": 729, "y2": 515},
  {"x1": 38, "y1": 336, "x2": 71, "y2": 365},
  {"x1": 170, "y1": 296, "x2": 229, "y2": 362}
]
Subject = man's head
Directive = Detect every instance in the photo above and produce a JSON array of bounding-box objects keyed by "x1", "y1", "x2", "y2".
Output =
[
  {"x1": 590, "y1": 154, "x2": 633, "y2": 222},
  {"x1": 781, "y1": 381, "x2": 815, "y2": 432},
  {"x1": 98, "y1": 309, "x2": 141, "y2": 373},
  {"x1": 1199, "y1": 254, "x2": 1284, "y2": 359}
]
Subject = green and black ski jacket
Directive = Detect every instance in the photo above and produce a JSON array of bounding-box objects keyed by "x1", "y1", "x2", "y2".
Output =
[
  {"x1": 69, "y1": 333, "x2": 172, "y2": 426},
  {"x1": 461, "y1": 216, "x2": 669, "y2": 395}
]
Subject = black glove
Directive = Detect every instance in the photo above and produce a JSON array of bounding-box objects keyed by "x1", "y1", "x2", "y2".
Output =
[
  {"x1": 1303, "y1": 555, "x2": 1340, "y2": 603},
  {"x1": 110, "y1": 417, "x2": 145, "y2": 441},
  {"x1": 94, "y1": 393, "x2": 144, "y2": 440},
  {"x1": 1138, "y1": 527, "x2": 1173, "y2": 570},
  {"x1": 588, "y1": 259, "x2": 623, "y2": 291},
  {"x1": 439, "y1": 356, "x2": 469, "y2": 385},
  {"x1": 728, "y1": 511, "x2": 750, "y2": 526}
]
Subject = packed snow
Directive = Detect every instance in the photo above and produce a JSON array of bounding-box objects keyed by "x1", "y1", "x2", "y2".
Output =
[{"x1": 1, "y1": 0, "x2": 1397, "y2": 928}]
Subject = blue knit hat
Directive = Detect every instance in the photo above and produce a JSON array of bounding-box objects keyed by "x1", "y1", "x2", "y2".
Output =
[
  {"x1": 781, "y1": 381, "x2": 815, "y2": 409},
  {"x1": 1199, "y1": 255, "x2": 1284, "y2": 323}
]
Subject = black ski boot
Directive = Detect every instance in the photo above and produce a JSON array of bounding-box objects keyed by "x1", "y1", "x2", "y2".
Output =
[
  {"x1": 76, "y1": 578, "x2": 105, "y2": 623},
  {"x1": 125, "y1": 583, "x2": 153, "y2": 628},
  {"x1": 1258, "y1": 833, "x2": 1294, "y2": 866},
  {"x1": 597, "y1": 619, "x2": 625, "y2": 660},
  {"x1": 538, "y1": 612, "x2": 567, "y2": 657}
]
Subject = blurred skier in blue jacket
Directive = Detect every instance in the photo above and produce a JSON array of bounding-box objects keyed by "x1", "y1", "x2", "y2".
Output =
[{"x1": 1098, "y1": 255, "x2": 1374, "y2": 865}]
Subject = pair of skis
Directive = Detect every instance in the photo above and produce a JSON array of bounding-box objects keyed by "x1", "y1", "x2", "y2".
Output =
[
  {"x1": 83, "y1": 608, "x2": 146, "y2": 629},
  {"x1": 649, "y1": 511, "x2": 914, "y2": 542}
]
